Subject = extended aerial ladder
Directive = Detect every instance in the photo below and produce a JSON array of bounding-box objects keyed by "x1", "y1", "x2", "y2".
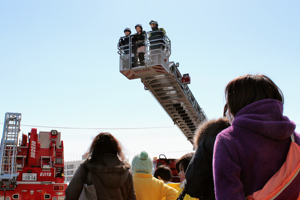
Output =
[
  {"x1": 118, "y1": 31, "x2": 207, "y2": 143},
  {"x1": 0, "y1": 113, "x2": 21, "y2": 190}
]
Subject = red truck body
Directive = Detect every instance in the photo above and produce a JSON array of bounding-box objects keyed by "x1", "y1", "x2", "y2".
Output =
[
  {"x1": 0, "y1": 128, "x2": 66, "y2": 200},
  {"x1": 153, "y1": 154, "x2": 180, "y2": 183}
]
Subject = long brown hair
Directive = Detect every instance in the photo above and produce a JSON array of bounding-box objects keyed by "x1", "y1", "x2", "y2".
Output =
[
  {"x1": 89, "y1": 132, "x2": 125, "y2": 164},
  {"x1": 225, "y1": 74, "x2": 284, "y2": 116}
]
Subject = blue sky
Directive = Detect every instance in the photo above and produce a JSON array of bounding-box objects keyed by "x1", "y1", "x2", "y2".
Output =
[{"x1": 1, "y1": 1, "x2": 299, "y2": 161}]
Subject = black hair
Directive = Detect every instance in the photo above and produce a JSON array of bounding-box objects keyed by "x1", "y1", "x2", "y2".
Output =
[
  {"x1": 176, "y1": 152, "x2": 194, "y2": 173},
  {"x1": 154, "y1": 165, "x2": 172, "y2": 182}
]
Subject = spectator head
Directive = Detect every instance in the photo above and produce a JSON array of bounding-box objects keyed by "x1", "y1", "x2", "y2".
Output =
[
  {"x1": 131, "y1": 151, "x2": 153, "y2": 175},
  {"x1": 154, "y1": 165, "x2": 172, "y2": 183},
  {"x1": 194, "y1": 118, "x2": 230, "y2": 149},
  {"x1": 225, "y1": 74, "x2": 284, "y2": 117},
  {"x1": 135, "y1": 24, "x2": 143, "y2": 33},
  {"x1": 124, "y1": 27, "x2": 131, "y2": 36},
  {"x1": 176, "y1": 152, "x2": 194, "y2": 182},
  {"x1": 149, "y1": 20, "x2": 158, "y2": 30},
  {"x1": 89, "y1": 132, "x2": 124, "y2": 164}
]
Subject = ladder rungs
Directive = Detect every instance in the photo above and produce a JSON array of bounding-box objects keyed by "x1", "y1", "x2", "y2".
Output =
[
  {"x1": 3, "y1": 140, "x2": 16, "y2": 144},
  {"x1": 3, "y1": 141, "x2": 17, "y2": 143},
  {"x1": 0, "y1": 112, "x2": 21, "y2": 182}
]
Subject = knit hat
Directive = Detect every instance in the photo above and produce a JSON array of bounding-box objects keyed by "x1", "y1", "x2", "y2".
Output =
[{"x1": 131, "y1": 151, "x2": 153, "y2": 174}]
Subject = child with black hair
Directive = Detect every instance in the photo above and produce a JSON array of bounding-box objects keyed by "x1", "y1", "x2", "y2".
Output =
[
  {"x1": 154, "y1": 165, "x2": 172, "y2": 183},
  {"x1": 154, "y1": 165, "x2": 180, "y2": 192}
]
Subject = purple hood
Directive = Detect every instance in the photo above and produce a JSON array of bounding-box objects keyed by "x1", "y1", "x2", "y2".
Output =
[
  {"x1": 213, "y1": 99, "x2": 300, "y2": 200},
  {"x1": 233, "y1": 99, "x2": 296, "y2": 141}
]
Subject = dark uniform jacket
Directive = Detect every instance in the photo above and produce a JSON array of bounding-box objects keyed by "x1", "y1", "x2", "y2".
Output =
[
  {"x1": 119, "y1": 36, "x2": 130, "y2": 46},
  {"x1": 185, "y1": 134, "x2": 216, "y2": 200},
  {"x1": 119, "y1": 36, "x2": 130, "y2": 50},
  {"x1": 149, "y1": 27, "x2": 165, "y2": 41},
  {"x1": 132, "y1": 31, "x2": 146, "y2": 48},
  {"x1": 65, "y1": 154, "x2": 136, "y2": 200},
  {"x1": 184, "y1": 118, "x2": 230, "y2": 200}
]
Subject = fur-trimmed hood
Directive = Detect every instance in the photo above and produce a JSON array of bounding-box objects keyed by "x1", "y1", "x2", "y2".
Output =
[{"x1": 193, "y1": 118, "x2": 230, "y2": 149}]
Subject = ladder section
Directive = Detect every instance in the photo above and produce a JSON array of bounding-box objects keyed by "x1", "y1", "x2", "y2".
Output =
[
  {"x1": 0, "y1": 113, "x2": 21, "y2": 186},
  {"x1": 141, "y1": 63, "x2": 207, "y2": 143}
]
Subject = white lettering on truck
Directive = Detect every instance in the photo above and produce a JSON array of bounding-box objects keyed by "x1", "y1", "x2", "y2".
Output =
[
  {"x1": 40, "y1": 172, "x2": 52, "y2": 176},
  {"x1": 30, "y1": 141, "x2": 36, "y2": 158}
]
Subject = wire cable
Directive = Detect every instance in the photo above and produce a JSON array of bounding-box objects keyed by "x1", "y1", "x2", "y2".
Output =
[
  {"x1": 0, "y1": 123, "x2": 298, "y2": 130},
  {"x1": 0, "y1": 123, "x2": 175, "y2": 130}
]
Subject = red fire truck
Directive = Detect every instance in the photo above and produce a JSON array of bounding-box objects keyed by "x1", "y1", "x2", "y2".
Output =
[
  {"x1": 153, "y1": 154, "x2": 180, "y2": 183},
  {"x1": 0, "y1": 113, "x2": 67, "y2": 200}
]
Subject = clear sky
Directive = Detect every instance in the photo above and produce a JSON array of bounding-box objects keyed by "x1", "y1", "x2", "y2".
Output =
[{"x1": 1, "y1": 0, "x2": 299, "y2": 161}]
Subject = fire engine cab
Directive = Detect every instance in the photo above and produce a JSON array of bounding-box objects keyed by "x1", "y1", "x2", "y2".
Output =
[{"x1": 0, "y1": 113, "x2": 67, "y2": 200}]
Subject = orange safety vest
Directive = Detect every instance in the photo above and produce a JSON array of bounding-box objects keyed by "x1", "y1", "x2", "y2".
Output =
[{"x1": 246, "y1": 134, "x2": 300, "y2": 200}]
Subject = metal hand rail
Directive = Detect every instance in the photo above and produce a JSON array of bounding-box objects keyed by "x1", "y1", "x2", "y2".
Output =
[{"x1": 118, "y1": 32, "x2": 171, "y2": 69}]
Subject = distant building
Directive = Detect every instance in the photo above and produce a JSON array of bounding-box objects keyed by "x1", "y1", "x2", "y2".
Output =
[
  {"x1": 63, "y1": 153, "x2": 130, "y2": 184},
  {"x1": 64, "y1": 153, "x2": 89, "y2": 184},
  {"x1": 64, "y1": 160, "x2": 83, "y2": 183}
]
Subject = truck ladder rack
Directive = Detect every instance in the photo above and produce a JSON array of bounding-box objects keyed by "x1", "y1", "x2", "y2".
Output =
[
  {"x1": 0, "y1": 113, "x2": 21, "y2": 187},
  {"x1": 141, "y1": 62, "x2": 207, "y2": 143}
]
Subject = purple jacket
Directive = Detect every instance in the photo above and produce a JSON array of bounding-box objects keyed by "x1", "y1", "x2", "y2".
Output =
[{"x1": 213, "y1": 99, "x2": 300, "y2": 200}]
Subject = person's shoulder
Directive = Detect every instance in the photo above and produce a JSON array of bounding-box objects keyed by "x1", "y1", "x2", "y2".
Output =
[
  {"x1": 152, "y1": 176, "x2": 163, "y2": 183},
  {"x1": 214, "y1": 126, "x2": 243, "y2": 157},
  {"x1": 216, "y1": 126, "x2": 233, "y2": 139},
  {"x1": 70, "y1": 161, "x2": 87, "y2": 179},
  {"x1": 79, "y1": 160, "x2": 88, "y2": 168},
  {"x1": 157, "y1": 179, "x2": 175, "y2": 190},
  {"x1": 158, "y1": 180, "x2": 177, "y2": 194},
  {"x1": 159, "y1": 28, "x2": 166, "y2": 33},
  {"x1": 152, "y1": 176, "x2": 168, "y2": 187},
  {"x1": 214, "y1": 126, "x2": 237, "y2": 149}
]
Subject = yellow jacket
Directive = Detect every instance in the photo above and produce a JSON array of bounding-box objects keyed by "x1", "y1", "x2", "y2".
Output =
[
  {"x1": 177, "y1": 188, "x2": 199, "y2": 200},
  {"x1": 163, "y1": 183, "x2": 181, "y2": 200},
  {"x1": 133, "y1": 173, "x2": 177, "y2": 200},
  {"x1": 167, "y1": 182, "x2": 181, "y2": 191}
]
